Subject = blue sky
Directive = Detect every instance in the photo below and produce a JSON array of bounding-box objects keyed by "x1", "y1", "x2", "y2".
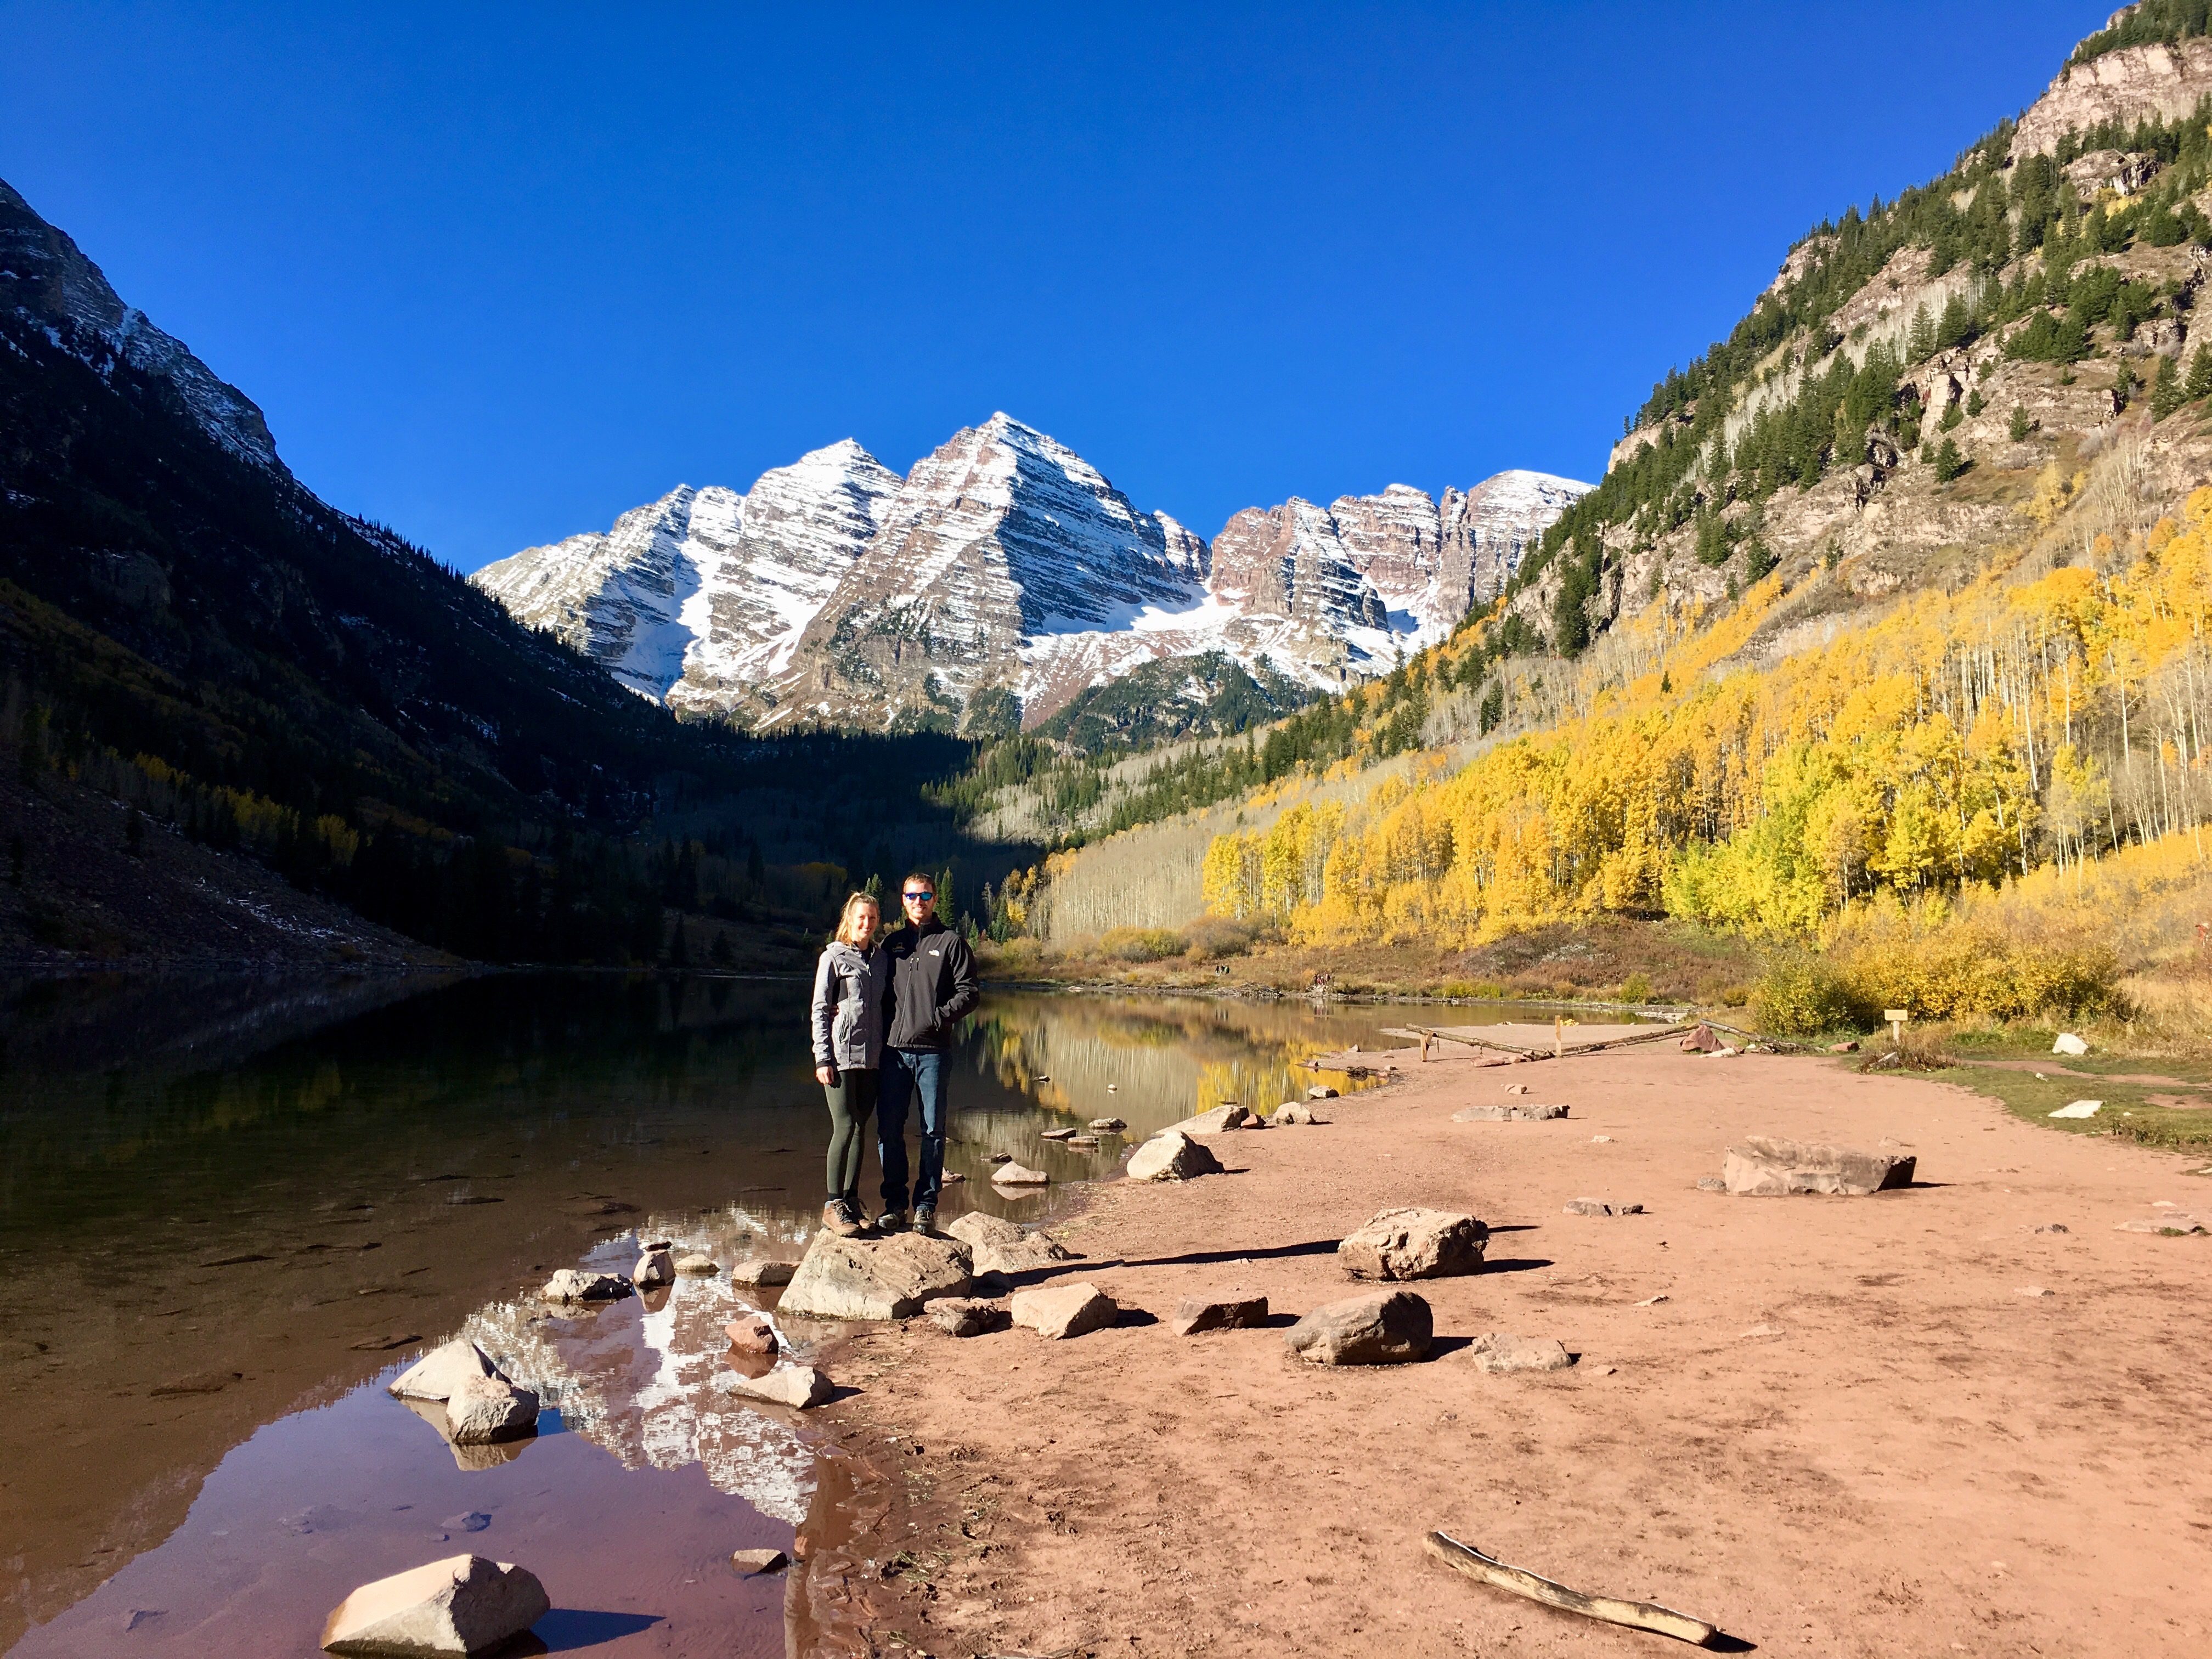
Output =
[{"x1": 3, "y1": 2, "x2": 2101, "y2": 572}]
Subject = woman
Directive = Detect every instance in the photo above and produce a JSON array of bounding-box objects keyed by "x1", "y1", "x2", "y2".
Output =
[{"x1": 811, "y1": 891, "x2": 884, "y2": 1238}]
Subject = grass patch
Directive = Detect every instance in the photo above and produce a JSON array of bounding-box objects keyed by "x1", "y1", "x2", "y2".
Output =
[{"x1": 1943, "y1": 1063, "x2": 2212, "y2": 1155}]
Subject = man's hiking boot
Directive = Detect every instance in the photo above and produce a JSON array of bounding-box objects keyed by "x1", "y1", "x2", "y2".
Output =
[
  {"x1": 876, "y1": 1210, "x2": 909, "y2": 1233},
  {"x1": 823, "y1": 1201, "x2": 862, "y2": 1239},
  {"x1": 912, "y1": 1206, "x2": 936, "y2": 1236}
]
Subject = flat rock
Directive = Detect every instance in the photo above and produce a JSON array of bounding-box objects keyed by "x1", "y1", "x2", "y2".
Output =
[
  {"x1": 1466, "y1": 1333, "x2": 1574, "y2": 1373},
  {"x1": 1827, "y1": 1040, "x2": 1860, "y2": 1053},
  {"x1": 1125, "y1": 1128, "x2": 1224, "y2": 1183},
  {"x1": 1039, "y1": 1127, "x2": 1077, "y2": 1141},
  {"x1": 2116, "y1": 1211, "x2": 2210, "y2": 1234},
  {"x1": 1306, "y1": 1085, "x2": 1339, "y2": 1101},
  {"x1": 1695, "y1": 1176, "x2": 1727, "y2": 1192},
  {"x1": 2051, "y1": 1032, "x2": 2090, "y2": 1056},
  {"x1": 2048, "y1": 1099, "x2": 2102, "y2": 1119},
  {"x1": 444, "y1": 1375, "x2": 540, "y2": 1445},
  {"x1": 1089, "y1": 1117, "x2": 1126, "y2": 1131},
  {"x1": 991, "y1": 1163, "x2": 1051, "y2": 1186},
  {"x1": 724, "y1": 1316, "x2": 778, "y2": 1355},
  {"x1": 722, "y1": 1365, "x2": 835, "y2": 1408},
  {"x1": 945, "y1": 1212, "x2": 1075, "y2": 1276},
  {"x1": 1169, "y1": 1293, "x2": 1268, "y2": 1335},
  {"x1": 731, "y1": 1548, "x2": 789, "y2": 1576},
  {"x1": 986, "y1": 1153, "x2": 1012, "y2": 1164},
  {"x1": 1505, "y1": 1084, "x2": 1531, "y2": 1095},
  {"x1": 674, "y1": 1254, "x2": 719, "y2": 1274},
  {"x1": 1562, "y1": 1198, "x2": 1645, "y2": 1217},
  {"x1": 387, "y1": 1339, "x2": 502, "y2": 1403},
  {"x1": 1453, "y1": 1102, "x2": 1568, "y2": 1121},
  {"x1": 1176, "y1": 1104, "x2": 1259, "y2": 1133},
  {"x1": 1066, "y1": 1135, "x2": 1098, "y2": 1147},
  {"x1": 1722, "y1": 1136, "x2": 1915, "y2": 1196},
  {"x1": 928, "y1": 1296, "x2": 1009, "y2": 1337},
  {"x1": 1284, "y1": 1290, "x2": 1431, "y2": 1364},
  {"x1": 632, "y1": 1247, "x2": 675, "y2": 1289},
  {"x1": 1338, "y1": 1207, "x2": 1488, "y2": 1280},
  {"x1": 776, "y1": 1230, "x2": 973, "y2": 1321},
  {"x1": 1268, "y1": 1103, "x2": 1325, "y2": 1126},
  {"x1": 728, "y1": 1259, "x2": 796, "y2": 1288},
  {"x1": 541, "y1": 1268, "x2": 628, "y2": 1302},
  {"x1": 320, "y1": 1554, "x2": 549, "y2": 1656},
  {"x1": 1009, "y1": 1281, "x2": 1118, "y2": 1339}
]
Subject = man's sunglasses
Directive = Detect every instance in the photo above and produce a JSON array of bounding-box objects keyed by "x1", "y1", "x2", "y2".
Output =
[{"x1": 902, "y1": 889, "x2": 935, "y2": 901}]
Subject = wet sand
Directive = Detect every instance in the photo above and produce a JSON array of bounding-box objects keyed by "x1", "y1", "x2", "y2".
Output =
[{"x1": 809, "y1": 1046, "x2": 2212, "y2": 1657}]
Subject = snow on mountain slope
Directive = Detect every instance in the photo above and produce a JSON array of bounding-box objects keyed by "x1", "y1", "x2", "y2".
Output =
[
  {"x1": 475, "y1": 411, "x2": 1588, "y2": 732},
  {"x1": 0, "y1": 178, "x2": 284, "y2": 472},
  {"x1": 470, "y1": 441, "x2": 896, "y2": 703}
]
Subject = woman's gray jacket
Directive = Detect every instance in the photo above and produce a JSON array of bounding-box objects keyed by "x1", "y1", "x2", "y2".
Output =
[{"x1": 811, "y1": 941, "x2": 884, "y2": 1070}]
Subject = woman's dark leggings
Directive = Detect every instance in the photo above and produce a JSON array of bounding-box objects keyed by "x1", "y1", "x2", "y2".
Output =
[{"x1": 823, "y1": 1067, "x2": 878, "y2": 1201}]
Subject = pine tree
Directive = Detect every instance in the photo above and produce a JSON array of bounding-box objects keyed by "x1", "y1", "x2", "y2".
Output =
[
  {"x1": 2009, "y1": 404, "x2": 2033, "y2": 441},
  {"x1": 2152, "y1": 350, "x2": 2185, "y2": 419},
  {"x1": 1908, "y1": 303, "x2": 1936, "y2": 361},
  {"x1": 2187, "y1": 343, "x2": 2212, "y2": 401},
  {"x1": 1932, "y1": 436, "x2": 1968, "y2": 482},
  {"x1": 2114, "y1": 359, "x2": 2140, "y2": 410}
]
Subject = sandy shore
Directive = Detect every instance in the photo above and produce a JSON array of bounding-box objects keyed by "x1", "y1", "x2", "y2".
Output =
[{"x1": 796, "y1": 1043, "x2": 2212, "y2": 1657}]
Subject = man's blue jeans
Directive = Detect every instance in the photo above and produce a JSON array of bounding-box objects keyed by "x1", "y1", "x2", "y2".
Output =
[{"x1": 877, "y1": 1046, "x2": 946, "y2": 1215}]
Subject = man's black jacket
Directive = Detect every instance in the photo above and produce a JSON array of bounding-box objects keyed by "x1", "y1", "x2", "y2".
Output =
[{"x1": 877, "y1": 918, "x2": 980, "y2": 1051}]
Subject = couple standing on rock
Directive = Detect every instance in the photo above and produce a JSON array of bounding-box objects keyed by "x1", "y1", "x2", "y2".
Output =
[{"x1": 809, "y1": 873, "x2": 979, "y2": 1240}]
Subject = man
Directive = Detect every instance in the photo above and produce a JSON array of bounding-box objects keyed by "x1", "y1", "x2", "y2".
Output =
[{"x1": 873, "y1": 871, "x2": 980, "y2": 1234}]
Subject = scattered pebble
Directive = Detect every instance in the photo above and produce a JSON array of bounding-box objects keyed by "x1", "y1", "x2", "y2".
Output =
[
  {"x1": 2016, "y1": 1286, "x2": 2052, "y2": 1297},
  {"x1": 1592, "y1": 1135, "x2": 1614, "y2": 1143},
  {"x1": 1634, "y1": 1294, "x2": 1669, "y2": 1306}
]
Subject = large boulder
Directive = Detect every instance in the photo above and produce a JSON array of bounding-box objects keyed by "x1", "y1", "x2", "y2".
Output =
[
  {"x1": 1338, "y1": 1208, "x2": 1488, "y2": 1280},
  {"x1": 1268, "y1": 1103, "x2": 1325, "y2": 1126},
  {"x1": 990, "y1": 1163, "x2": 1051, "y2": 1187},
  {"x1": 1721, "y1": 1136, "x2": 1915, "y2": 1197},
  {"x1": 541, "y1": 1268, "x2": 628, "y2": 1302},
  {"x1": 775, "y1": 1230, "x2": 973, "y2": 1321},
  {"x1": 724, "y1": 1316, "x2": 778, "y2": 1355},
  {"x1": 1173, "y1": 1104, "x2": 1258, "y2": 1133},
  {"x1": 1125, "y1": 1129, "x2": 1224, "y2": 1183},
  {"x1": 387, "y1": 1339, "x2": 501, "y2": 1403},
  {"x1": 729, "y1": 1259, "x2": 797, "y2": 1287},
  {"x1": 1010, "y1": 1281, "x2": 1118, "y2": 1339},
  {"x1": 1284, "y1": 1291, "x2": 1432, "y2": 1364},
  {"x1": 631, "y1": 1246, "x2": 675, "y2": 1289},
  {"x1": 946, "y1": 1212, "x2": 1075, "y2": 1276},
  {"x1": 443, "y1": 1375, "x2": 540, "y2": 1445},
  {"x1": 320, "y1": 1554, "x2": 549, "y2": 1656},
  {"x1": 722, "y1": 1365, "x2": 835, "y2": 1409}
]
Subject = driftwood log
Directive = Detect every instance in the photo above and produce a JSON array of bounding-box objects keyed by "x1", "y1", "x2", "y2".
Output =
[
  {"x1": 1385, "y1": 1024, "x2": 1692, "y2": 1062},
  {"x1": 1422, "y1": 1532, "x2": 1718, "y2": 1646}
]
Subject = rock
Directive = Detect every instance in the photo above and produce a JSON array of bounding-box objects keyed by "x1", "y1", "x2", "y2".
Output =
[
  {"x1": 1040, "y1": 1127, "x2": 1077, "y2": 1141},
  {"x1": 442, "y1": 1511, "x2": 491, "y2": 1534},
  {"x1": 1695, "y1": 1176, "x2": 1727, "y2": 1192},
  {"x1": 723, "y1": 1365, "x2": 835, "y2": 1408},
  {"x1": 986, "y1": 1153, "x2": 1012, "y2": 1164},
  {"x1": 1306, "y1": 1085, "x2": 1339, "y2": 1101},
  {"x1": 1466, "y1": 1333, "x2": 1574, "y2": 1373},
  {"x1": 2116, "y1": 1211, "x2": 2210, "y2": 1234},
  {"x1": 444, "y1": 1375, "x2": 540, "y2": 1445},
  {"x1": 1168, "y1": 1293, "x2": 1268, "y2": 1335},
  {"x1": 1827, "y1": 1040, "x2": 1860, "y2": 1053},
  {"x1": 775, "y1": 1230, "x2": 973, "y2": 1321},
  {"x1": 1125, "y1": 1129, "x2": 1224, "y2": 1182},
  {"x1": 945, "y1": 1212, "x2": 1075, "y2": 1276},
  {"x1": 541, "y1": 1268, "x2": 628, "y2": 1302},
  {"x1": 1738, "y1": 1323, "x2": 1785, "y2": 1341},
  {"x1": 1009, "y1": 1281, "x2": 1118, "y2": 1339},
  {"x1": 728, "y1": 1259, "x2": 797, "y2": 1288},
  {"x1": 2051, "y1": 1032, "x2": 2090, "y2": 1056},
  {"x1": 941, "y1": 1171, "x2": 966, "y2": 1184},
  {"x1": 1338, "y1": 1209, "x2": 1487, "y2": 1281},
  {"x1": 1174, "y1": 1104, "x2": 1258, "y2": 1133},
  {"x1": 2048, "y1": 1099, "x2": 2102, "y2": 1119},
  {"x1": 1452, "y1": 1102, "x2": 1568, "y2": 1121},
  {"x1": 320, "y1": 1554, "x2": 549, "y2": 1657},
  {"x1": 731, "y1": 1548, "x2": 789, "y2": 1576},
  {"x1": 1089, "y1": 1117, "x2": 1126, "y2": 1131},
  {"x1": 1720, "y1": 1136, "x2": 1915, "y2": 1196},
  {"x1": 1066, "y1": 1135, "x2": 1099, "y2": 1148},
  {"x1": 1680, "y1": 1023, "x2": 1725, "y2": 1053},
  {"x1": 1590, "y1": 1134, "x2": 1615, "y2": 1143},
  {"x1": 991, "y1": 1162, "x2": 1050, "y2": 1186},
  {"x1": 387, "y1": 1339, "x2": 502, "y2": 1403},
  {"x1": 632, "y1": 1246, "x2": 675, "y2": 1289},
  {"x1": 928, "y1": 1297, "x2": 1008, "y2": 1337},
  {"x1": 1505, "y1": 1084, "x2": 1531, "y2": 1095},
  {"x1": 2032, "y1": 1223, "x2": 2070, "y2": 1234},
  {"x1": 1562, "y1": 1198, "x2": 1644, "y2": 1217},
  {"x1": 2016, "y1": 1285, "x2": 2052, "y2": 1297},
  {"x1": 1284, "y1": 1290, "x2": 1432, "y2": 1364},
  {"x1": 1269, "y1": 1103, "x2": 1325, "y2": 1126},
  {"x1": 674, "y1": 1254, "x2": 719, "y2": 1275},
  {"x1": 724, "y1": 1316, "x2": 778, "y2": 1355}
]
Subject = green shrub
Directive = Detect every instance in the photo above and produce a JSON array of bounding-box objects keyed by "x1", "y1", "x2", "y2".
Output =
[
  {"x1": 1098, "y1": 925, "x2": 1186, "y2": 963},
  {"x1": 1751, "y1": 953, "x2": 1872, "y2": 1035}
]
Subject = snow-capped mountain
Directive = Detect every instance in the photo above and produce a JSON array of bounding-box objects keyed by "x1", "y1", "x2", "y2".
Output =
[
  {"x1": 472, "y1": 412, "x2": 1588, "y2": 733},
  {"x1": 1, "y1": 179, "x2": 284, "y2": 472},
  {"x1": 472, "y1": 440, "x2": 898, "y2": 705}
]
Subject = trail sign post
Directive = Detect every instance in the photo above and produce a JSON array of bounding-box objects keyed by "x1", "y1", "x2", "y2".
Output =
[{"x1": 1886, "y1": 1008, "x2": 1909, "y2": 1044}]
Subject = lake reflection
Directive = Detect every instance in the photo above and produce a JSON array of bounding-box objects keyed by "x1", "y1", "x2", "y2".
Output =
[{"x1": 0, "y1": 972, "x2": 1462, "y2": 1655}]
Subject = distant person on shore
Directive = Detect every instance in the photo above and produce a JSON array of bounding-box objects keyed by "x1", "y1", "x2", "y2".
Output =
[
  {"x1": 874, "y1": 872, "x2": 980, "y2": 1235},
  {"x1": 811, "y1": 892, "x2": 885, "y2": 1239}
]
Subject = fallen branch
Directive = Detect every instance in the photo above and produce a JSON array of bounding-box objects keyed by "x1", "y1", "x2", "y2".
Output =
[
  {"x1": 1386, "y1": 1024, "x2": 1692, "y2": 1062},
  {"x1": 1422, "y1": 1532, "x2": 1718, "y2": 1646}
]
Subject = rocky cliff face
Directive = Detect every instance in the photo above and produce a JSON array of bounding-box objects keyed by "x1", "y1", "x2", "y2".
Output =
[
  {"x1": 478, "y1": 414, "x2": 1587, "y2": 734},
  {"x1": 2012, "y1": 36, "x2": 2212, "y2": 159},
  {"x1": 0, "y1": 179, "x2": 283, "y2": 472}
]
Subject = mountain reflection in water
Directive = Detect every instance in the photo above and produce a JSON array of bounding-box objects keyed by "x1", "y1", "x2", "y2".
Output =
[{"x1": 0, "y1": 971, "x2": 1551, "y2": 1654}]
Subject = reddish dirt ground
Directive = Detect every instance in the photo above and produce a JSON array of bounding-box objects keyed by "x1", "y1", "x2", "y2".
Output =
[{"x1": 802, "y1": 1043, "x2": 2212, "y2": 1658}]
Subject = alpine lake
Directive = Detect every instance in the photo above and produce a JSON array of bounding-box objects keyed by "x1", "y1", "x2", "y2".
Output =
[{"x1": 0, "y1": 971, "x2": 1568, "y2": 1656}]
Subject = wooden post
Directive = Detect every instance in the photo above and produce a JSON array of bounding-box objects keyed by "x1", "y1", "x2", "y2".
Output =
[
  {"x1": 1554, "y1": 1015, "x2": 1563, "y2": 1057},
  {"x1": 1886, "y1": 1007, "x2": 1909, "y2": 1045}
]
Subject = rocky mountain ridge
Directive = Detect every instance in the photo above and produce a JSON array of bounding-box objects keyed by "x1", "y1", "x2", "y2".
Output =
[{"x1": 476, "y1": 413, "x2": 1587, "y2": 736}]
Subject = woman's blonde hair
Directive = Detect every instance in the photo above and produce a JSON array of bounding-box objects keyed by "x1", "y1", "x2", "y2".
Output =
[{"x1": 835, "y1": 891, "x2": 882, "y2": 947}]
